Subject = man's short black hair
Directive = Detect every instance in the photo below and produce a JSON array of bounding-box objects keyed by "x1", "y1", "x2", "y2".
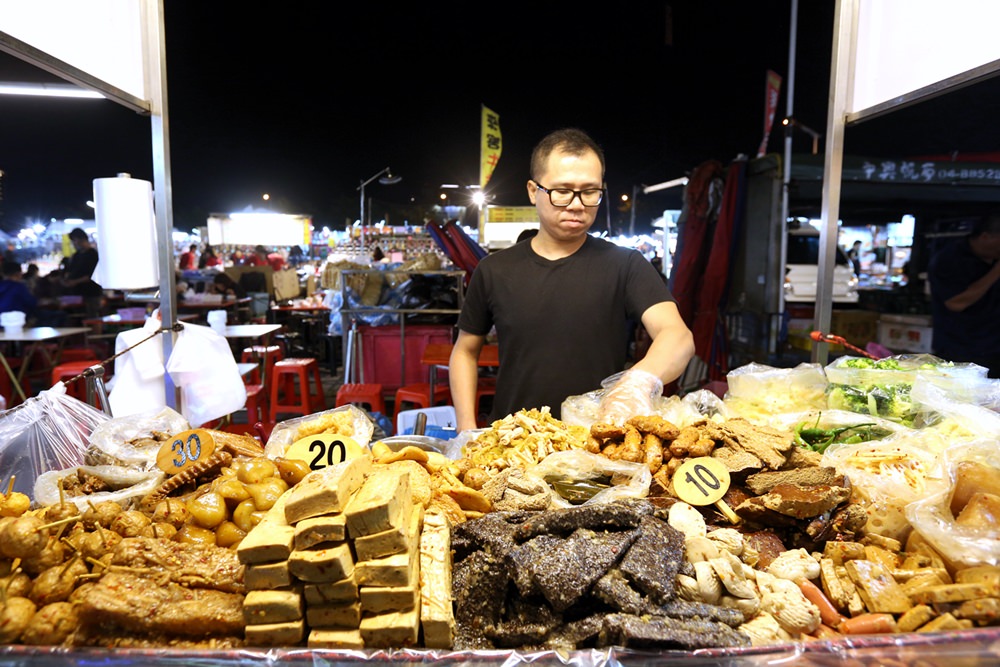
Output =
[
  {"x1": 2, "y1": 260, "x2": 21, "y2": 277},
  {"x1": 973, "y1": 213, "x2": 1000, "y2": 237},
  {"x1": 68, "y1": 227, "x2": 88, "y2": 241}
]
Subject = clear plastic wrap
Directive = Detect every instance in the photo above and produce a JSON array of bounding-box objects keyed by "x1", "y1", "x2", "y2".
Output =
[
  {"x1": 823, "y1": 354, "x2": 987, "y2": 427},
  {"x1": 0, "y1": 384, "x2": 110, "y2": 497},
  {"x1": 912, "y1": 380, "x2": 1000, "y2": 443},
  {"x1": 84, "y1": 407, "x2": 190, "y2": 471},
  {"x1": 33, "y1": 464, "x2": 165, "y2": 512},
  {"x1": 264, "y1": 404, "x2": 375, "y2": 459},
  {"x1": 526, "y1": 449, "x2": 651, "y2": 508},
  {"x1": 822, "y1": 433, "x2": 949, "y2": 541},
  {"x1": 723, "y1": 362, "x2": 828, "y2": 423},
  {"x1": 905, "y1": 440, "x2": 1000, "y2": 567}
]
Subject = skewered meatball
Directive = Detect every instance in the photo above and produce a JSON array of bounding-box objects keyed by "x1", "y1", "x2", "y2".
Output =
[
  {"x1": 21, "y1": 601, "x2": 78, "y2": 645},
  {"x1": 0, "y1": 596, "x2": 36, "y2": 643}
]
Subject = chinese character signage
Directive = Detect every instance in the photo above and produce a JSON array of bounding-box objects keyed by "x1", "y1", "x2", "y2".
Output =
[{"x1": 480, "y1": 105, "x2": 502, "y2": 188}]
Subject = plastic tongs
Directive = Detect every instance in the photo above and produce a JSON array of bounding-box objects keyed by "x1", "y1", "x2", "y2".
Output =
[{"x1": 810, "y1": 330, "x2": 879, "y2": 360}]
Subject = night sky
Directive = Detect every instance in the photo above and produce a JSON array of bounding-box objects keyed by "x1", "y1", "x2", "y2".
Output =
[{"x1": 2, "y1": 2, "x2": 997, "y2": 236}]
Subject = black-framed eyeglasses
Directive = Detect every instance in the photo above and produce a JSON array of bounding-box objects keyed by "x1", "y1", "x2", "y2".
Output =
[{"x1": 531, "y1": 181, "x2": 604, "y2": 207}]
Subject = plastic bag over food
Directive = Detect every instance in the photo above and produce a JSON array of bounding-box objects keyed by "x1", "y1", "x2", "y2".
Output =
[
  {"x1": 823, "y1": 354, "x2": 985, "y2": 427},
  {"x1": 822, "y1": 434, "x2": 948, "y2": 542},
  {"x1": 34, "y1": 464, "x2": 165, "y2": 512},
  {"x1": 906, "y1": 440, "x2": 1000, "y2": 567},
  {"x1": 724, "y1": 362, "x2": 828, "y2": 422},
  {"x1": 527, "y1": 449, "x2": 651, "y2": 508},
  {"x1": 265, "y1": 405, "x2": 375, "y2": 459},
  {"x1": 911, "y1": 379, "x2": 1000, "y2": 444},
  {"x1": 768, "y1": 409, "x2": 911, "y2": 454},
  {"x1": 0, "y1": 384, "x2": 111, "y2": 496},
  {"x1": 85, "y1": 407, "x2": 190, "y2": 471}
]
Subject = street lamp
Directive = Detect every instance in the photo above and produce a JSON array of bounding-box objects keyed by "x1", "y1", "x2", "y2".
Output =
[{"x1": 358, "y1": 167, "x2": 402, "y2": 253}]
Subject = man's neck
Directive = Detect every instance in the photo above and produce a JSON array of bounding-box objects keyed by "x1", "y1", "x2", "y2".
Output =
[{"x1": 531, "y1": 234, "x2": 586, "y2": 260}]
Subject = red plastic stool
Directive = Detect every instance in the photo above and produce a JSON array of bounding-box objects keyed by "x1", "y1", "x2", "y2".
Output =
[
  {"x1": 60, "y1": 347, "x2": 99, "y2": 363},
  {"x1": 269, "y1": 358, "x2": 325, "y2": 421},
  {"x1": 335, "y1": 383, "x2": 386, "y2": 415},
  {"x1": 242, "y1": 345, "x2": 283, "y2": 389},
  {"x1": 244, "y1": 384, "x2": 267, "y2": 424},
  {"x1": 393, "y1": 382, "x2": 451, "y2": 419},
  {"x1": 52, "y1": 361, "x2": 101, "y2": 401},
  {"x1": 0, "y1": 359, "x2": 24, "y2": 408}
]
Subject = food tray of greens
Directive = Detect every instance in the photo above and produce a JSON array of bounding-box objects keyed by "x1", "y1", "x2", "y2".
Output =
[{"x1": 823, "y1": 355, "x2": 987, "y2": 426}]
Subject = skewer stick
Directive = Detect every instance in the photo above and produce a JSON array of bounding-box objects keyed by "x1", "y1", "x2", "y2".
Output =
[{"x1": 35, "y1": 515, "x2": 82, "y2": 533}]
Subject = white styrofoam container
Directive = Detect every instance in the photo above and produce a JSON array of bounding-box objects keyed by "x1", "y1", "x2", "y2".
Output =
[{"x1": 877, "y1": 314, "x2": 933, "y2": 354}]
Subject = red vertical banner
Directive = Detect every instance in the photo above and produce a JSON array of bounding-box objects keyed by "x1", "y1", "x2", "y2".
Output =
[{"x1": 757, "y1": 70, "x2": 783, "y2": 157}]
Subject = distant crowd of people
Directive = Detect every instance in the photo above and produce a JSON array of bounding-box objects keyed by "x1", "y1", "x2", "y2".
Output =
[
  {"x1": 177, "y1": 244, "x2": 296, "y2": 273},
  {"x1": 0, "y1": 227, "x2": 102, "y2": 325}
]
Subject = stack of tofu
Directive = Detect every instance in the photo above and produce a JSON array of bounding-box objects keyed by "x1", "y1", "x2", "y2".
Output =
[{"x1": 236, "y1": 454, "x2": 455, "y2": 648}]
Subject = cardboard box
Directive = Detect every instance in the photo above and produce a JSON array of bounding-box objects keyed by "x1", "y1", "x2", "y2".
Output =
[
  {"x1": 830, "y1": 310, "x2": 880, "y2": 347},
  {"x1": 877, "y1": 314, "x2": 933, "y2": 354}
]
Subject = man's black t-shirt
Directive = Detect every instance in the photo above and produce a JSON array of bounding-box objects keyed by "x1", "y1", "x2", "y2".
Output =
[{"x1": 66, "y1": 247, "x2": 103, "y2": 297}]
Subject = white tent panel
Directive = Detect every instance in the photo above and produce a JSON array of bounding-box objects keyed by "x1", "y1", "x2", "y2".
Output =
[
  {"x1": 0, "y1": 0, "x2": 148, "y2": 99},
  {"x1": 850, "y1": 0, "x2": 1000, "y2": 114}
]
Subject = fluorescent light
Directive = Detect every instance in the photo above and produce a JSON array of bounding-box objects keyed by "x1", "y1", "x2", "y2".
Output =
[{"x1": 0, "y1": 82, "x2": 104, "y2": 99}]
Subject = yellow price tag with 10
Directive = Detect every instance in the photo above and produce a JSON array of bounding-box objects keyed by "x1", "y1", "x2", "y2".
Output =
[{"x1": 285, "y1": 433, "x2": 364, "y2": 471}]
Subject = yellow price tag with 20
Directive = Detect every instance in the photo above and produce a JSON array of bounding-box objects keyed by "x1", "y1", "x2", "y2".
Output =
[{"x1": 285, "y1": 433, "x2": 364, "y2": 471}]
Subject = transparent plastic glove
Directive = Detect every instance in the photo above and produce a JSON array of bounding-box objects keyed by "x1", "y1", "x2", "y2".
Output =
[{"x1": 597, "y1": 368, "x2": 664, "y2": 426}]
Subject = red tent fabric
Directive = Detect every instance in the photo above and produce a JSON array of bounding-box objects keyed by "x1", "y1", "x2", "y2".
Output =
[
  {"x1": 690, "y1": 158, "x2": 748, "y2": 380},
  {"x1": 670, "y1": 159, "x2": 724, "y2": 328}
]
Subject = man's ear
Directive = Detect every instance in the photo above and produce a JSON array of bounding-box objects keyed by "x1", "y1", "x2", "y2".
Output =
[{"x1": 526, "y1": 180, "x2": 537, "y2": 205}]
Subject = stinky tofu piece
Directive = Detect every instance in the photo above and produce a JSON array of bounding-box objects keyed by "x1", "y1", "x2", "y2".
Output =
[
  {"x1": 243, "y1": 619, "x2": 305, "y2": 646},
  {"x1": 284, "y1": 456, "x2": 372, "y2": 524},
  {"x1": 236, "y1": 490, "x2": 294, "y2": 564},
  {"x1": 345, "y1": 466, "x2": 412, "y2": 538},
  {"x1": 908, "y1": 581, "x2": 996, "y2": 604},
  {"x1": 304, "y1": 578, "x2": 359, "y2": 605},
  {"x1": 419, "y1": 511, "x2": 455, "y2": 649},
  {"x1": 288, "y1": 541, "x2": 354, "y2": 582},
  {"x1": 245, "y1": 561, "x2": 293, "y2": 590},
  {"x1": 360, "y1": 584, "x2": 419, "y2": 614},
  {"x1": 355, "y1": 549, "x2": 417, "y2": 588},
  {"x1": 897, "y1": 604, "x2": 936, "y2": 633},
  {"x1": 294, "y1": 514, "x2": 348, "y2": 550},
  {"x1": 822, "y1": 541, "x2": 865, "y2": 566},
  {"x1": 354, "y1": 502, "x2": 423, "y2": 562},
  {"x1": 844, "y1": 559, "x2": 913, "y2": 614},
  {"x1": 306, "y1": 601, "x2": 362, "y2": 629},
  {"x1": 308, "y1": 628, "x2": 365, "y2": 649},
  {"x1": 243, "y1": 588, "x2": 303, "y2": 624},
  {"x1": 359, "y1": 607, "x2": 420, "y2": 648}
]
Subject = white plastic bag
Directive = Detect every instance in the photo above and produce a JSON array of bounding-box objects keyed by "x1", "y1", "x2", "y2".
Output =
[
  {"x1": 906, "y1": 441, "x2": 1000, "y2": 567},
  {"x1": 108, "y1": 315, "x2": 167, "y2": 418},
  {"x1": 166, "y1": 322, "x2": 247, "y2": 427},
  {"x1": 0, "y1": 384, "x2": 111, "y2": 496}
]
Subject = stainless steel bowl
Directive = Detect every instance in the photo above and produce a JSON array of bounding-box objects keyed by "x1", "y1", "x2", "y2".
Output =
[{"x1": 376, "y1": 435, "x2": 446, "y2": 453}]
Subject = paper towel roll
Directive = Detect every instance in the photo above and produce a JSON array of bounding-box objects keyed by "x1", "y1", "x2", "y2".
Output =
[{"x1": 93, "y1": 175, "x2": 160, "y2": 289}]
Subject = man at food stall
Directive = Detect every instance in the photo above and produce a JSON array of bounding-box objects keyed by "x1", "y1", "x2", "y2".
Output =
[
  {"x1": 62, "y1": 227, "x2": 103, "y2": 319},
  {"x1": 449, "y1": 127, "x2": 694, "y2": 431},
  {"x1": 927, "y1": 214, "x2": 1000, "y2": 377}
]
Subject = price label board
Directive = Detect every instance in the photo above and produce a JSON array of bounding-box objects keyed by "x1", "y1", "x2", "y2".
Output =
[
  {"x1": 285, "y1": 434, "x2": 364, "y2": 471},
  {"x1": 673, "y1": 457, "x2": 731, "y2": 505},
  {"x1": 672, "y1": 457, "x2": 741, "y2": 524},
  {"x1": 156, "y1": 429, "x2": 217, "y2": 475}
]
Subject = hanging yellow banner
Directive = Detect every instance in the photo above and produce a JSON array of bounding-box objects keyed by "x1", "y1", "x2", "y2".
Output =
[{"x1": 480, "y1": 105, "x2": 501, "y2": 188}]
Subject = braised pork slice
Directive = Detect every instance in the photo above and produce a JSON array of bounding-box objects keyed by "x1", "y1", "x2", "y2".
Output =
[
  {"x1": 76, "y1": 571, "x2": 245, "y2": 637},
  {"x1": 108, "y1": 537, "x2": 245, "y2": 594}
]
